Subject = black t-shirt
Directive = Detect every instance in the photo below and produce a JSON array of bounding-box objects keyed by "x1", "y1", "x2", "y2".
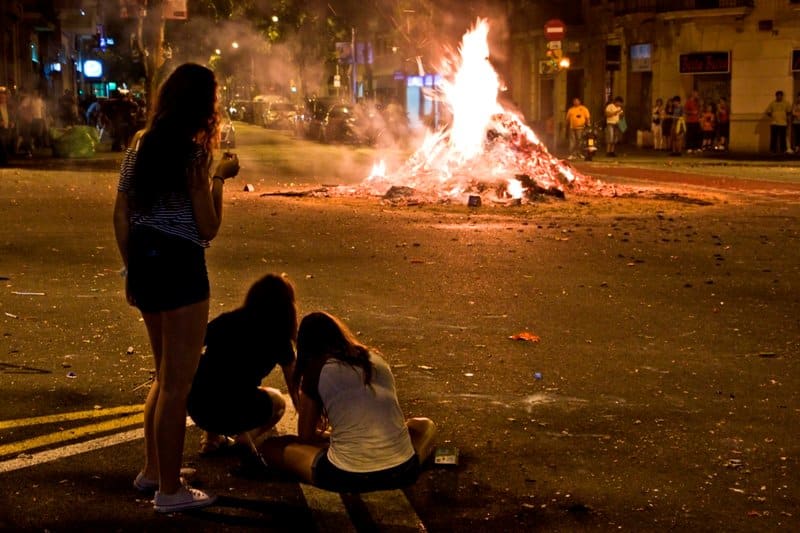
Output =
[{"x1": 191, "y1": 309, "x2": 294, "y2": 399}]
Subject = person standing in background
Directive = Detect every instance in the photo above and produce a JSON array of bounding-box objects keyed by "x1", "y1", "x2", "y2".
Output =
[
  {"x1": 700, "y1": 103, "x2": 716, "y2": 151},
  {"x1": 565, "y1": 97, "x2": 590, "y2": 159},
  {"x1": 661, "y1": 97, "x2": 674, "y2": 153},
  {"x1": 0, "y1": 87, "x2": 14, "y2": 166},
  {"x1": 765, "y1": 90, "x2": 791, "y2": 155},
  {"x1": 604, "y1": 96, "x2": 624, "y2": 157},
  {"x1": 684, "y1": 90, "x2": 701, "y2": 154},
  {"x1": 715, "y1": 97, "x2": 730, "y2": 151},
  {"x1": 790, "y1": 92, "x2": 800, "y2": 154},
  {"x1": 651, "y1": 98, "x2": 665, "y2": 151},
  {"x1": 670, "y1": 96, "x2": 685, "y2": 156},
  {"x1": 16, "y1": 88, "x2": 34, "y2": 157}
]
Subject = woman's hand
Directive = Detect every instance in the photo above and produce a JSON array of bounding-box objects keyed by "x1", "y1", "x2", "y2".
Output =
[{"x1": 214, "y1": 152, "x2": 240, "y2": 180}]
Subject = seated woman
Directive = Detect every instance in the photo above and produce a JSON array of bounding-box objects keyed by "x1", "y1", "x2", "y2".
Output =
[
  {"x1": 187, "y1": 273, "x2": 298, "y2": 454},
  {"x1": 261, "y1": 311, "x2": 436, "y2": 493}
]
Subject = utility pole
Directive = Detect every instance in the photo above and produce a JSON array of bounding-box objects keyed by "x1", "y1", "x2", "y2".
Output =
[{"x1": 351, "y1": 27, "x2": 357, "y2": 104}]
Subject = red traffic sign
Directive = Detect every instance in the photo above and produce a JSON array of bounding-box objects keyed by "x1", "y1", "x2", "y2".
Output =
[{"x1": 544, "y1": 19, "x2": 566, "y2": 41}]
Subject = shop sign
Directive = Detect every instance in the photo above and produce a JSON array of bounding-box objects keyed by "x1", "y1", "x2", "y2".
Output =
[
  {"x1": 679, "y1": 52, "x2": 730, "y2": 74},
  {"x1": 792, "y1": 50, "x2": 800, "y2": 72},
  {"x1": 631, "y1": 43, "x2": 652, "y2": 72}
]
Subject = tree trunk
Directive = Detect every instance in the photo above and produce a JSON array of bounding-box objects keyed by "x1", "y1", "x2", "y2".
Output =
[{"x1": 135, "y1": 0, "x2": 166, "y2": 106}]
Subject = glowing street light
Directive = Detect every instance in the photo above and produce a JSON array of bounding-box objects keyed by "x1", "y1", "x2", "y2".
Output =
[
  {"x1": 271, "y1": 15, "x2": 279, "y2": 22},
  {"x1": 231, "y1": 41, "x2": 239, "y2": 49}
]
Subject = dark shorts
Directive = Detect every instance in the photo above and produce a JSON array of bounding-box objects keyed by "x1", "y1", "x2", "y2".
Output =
[
  {"x1": 311, "y1": 451, "x2": 419, "y2": 493},
  {"x1": 187, "y1": 388, "x2": 275, "y2": 436},
  {"x1": 128, "y1": 225, "x2": 209, "y2": 313}
]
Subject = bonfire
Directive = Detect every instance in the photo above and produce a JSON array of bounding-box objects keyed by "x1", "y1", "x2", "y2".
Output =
[{"x1": 356, "y1": 18, "x2": 600, "y2": 204}]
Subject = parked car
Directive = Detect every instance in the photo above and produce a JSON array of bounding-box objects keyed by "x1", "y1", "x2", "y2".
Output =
[
  {"x1": 321, "y1": 103, "x2": 360, "y2": 144},
  {"x1": 262, "y1": 101, "x2": 297, "y2": 130},
  {"x1": 296, "y1": 97, "x2": 337, "y2": 141},
  {"x1": 322, "y1": 101, "x2": 386, "y2": 145},
  {"x1": 227, "y1": 100, "x2": 252, "y2": 123}
]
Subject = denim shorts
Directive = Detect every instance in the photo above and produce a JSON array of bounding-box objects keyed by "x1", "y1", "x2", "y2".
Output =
[
  {"x1": 127, "y1": 225, "x2": 209, "y2": 313},
  {"x1": 311, "y1": 451, "x2": 419, "y2": 493}
]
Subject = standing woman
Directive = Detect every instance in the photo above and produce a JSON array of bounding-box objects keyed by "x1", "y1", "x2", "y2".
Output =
[
  {"x1": 261, "y1": 312, "x2": 437, "y2": 493},
  {"x1": 651, "y1": 98, "x2": 665, "y2": 151},
  {"x1": 113, "y1": 63, "x2": 240, "y2": 512},
  {"x1": 661, "y1": 98, "x2": 674, "y2": 152}
]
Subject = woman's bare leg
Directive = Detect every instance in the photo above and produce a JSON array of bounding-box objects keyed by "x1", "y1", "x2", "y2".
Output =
[
  {"x1": 155, "y1": 299, "x2": 209, "y2": 494},
  {"x1": 140, "y1": 311, "x2": 163, "y2": 481},
  {"x1": 260, "y1": 436, "x2": 322, "y2": 484},
  {"x1": 407, "y1": 417, "x2": 437, "y2": 464}
]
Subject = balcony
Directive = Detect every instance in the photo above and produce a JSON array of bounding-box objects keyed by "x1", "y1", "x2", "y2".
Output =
[{"x1": 613, "y1": 0, "x2": 754, "y2": 16}]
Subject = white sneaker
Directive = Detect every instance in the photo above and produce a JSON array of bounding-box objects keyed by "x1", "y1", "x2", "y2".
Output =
[{"x1": 154, "y1": 486, "x2": 216, "y2": 513}]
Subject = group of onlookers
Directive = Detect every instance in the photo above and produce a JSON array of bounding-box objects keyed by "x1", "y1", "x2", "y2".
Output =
[
  {"x1": 0, "y1": 86, "x2": 85, "y2": 164},
  {"x1": 650, "y1": 91, "x2": 730, "y2": 156},
  {"x1": 0, "y1": 86, "x2": 57, "y2": 164},
  {"x1": 0, "y1": 85, "x2": 145, "y2": 165}
]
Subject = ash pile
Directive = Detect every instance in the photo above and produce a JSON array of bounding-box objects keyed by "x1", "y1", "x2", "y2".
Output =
[{"x1": 351, "y1": 112, "x2": 616, "y2": 206}]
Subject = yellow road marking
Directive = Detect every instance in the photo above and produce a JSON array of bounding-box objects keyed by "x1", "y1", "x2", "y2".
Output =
[
  {"x1": 0, "y1": 404, "x2": 144, "y2": 430},
  {"x1": 0, "y1": 412, "x2": 144, "y2": 458}
]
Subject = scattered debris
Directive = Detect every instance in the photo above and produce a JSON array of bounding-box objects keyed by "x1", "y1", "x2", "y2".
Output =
[
  {"x1": 260, "y1": 187, "x2": 330, "y2": 198},
  {"x1": 383, "y1": 186, "x2": 416, "y2": 200},
  {"x1": 243, "y1": 184, "x2": 255, "y2": 192},
  {"x1": 11, "y1": 291, "x2": 45, "y2": 296},
  {"x1": 434, "y1": 447, "x2": 459, "y2": 465},
  {"x1": 510, "y1": 332, "x2": 540, "y2": 342}
]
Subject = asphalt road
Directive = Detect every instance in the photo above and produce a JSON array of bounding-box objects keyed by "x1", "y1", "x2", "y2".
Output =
[{"x1": 0, "y1": 124, "x2": 798, "y2": 531}]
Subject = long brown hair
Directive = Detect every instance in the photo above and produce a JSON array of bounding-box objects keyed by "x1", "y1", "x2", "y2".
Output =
[
  {"x1": 243, "y1": 273, "x2": 298, "y2": 348},
  {"x1": 132, "y1": 63, "x2": 219, "y2": 211},
  {"x1": 294, "y1": 312, "x2": 373, "y2": 394}
]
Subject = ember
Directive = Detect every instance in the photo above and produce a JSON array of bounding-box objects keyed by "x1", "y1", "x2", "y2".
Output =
[{"x1": 360, "y1": 18, "x2": 601, "y2": 204}]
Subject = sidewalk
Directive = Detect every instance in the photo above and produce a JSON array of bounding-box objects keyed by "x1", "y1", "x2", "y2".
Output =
[{"x1": 555, "y1": 143, "x2": 800, "y2": 166}]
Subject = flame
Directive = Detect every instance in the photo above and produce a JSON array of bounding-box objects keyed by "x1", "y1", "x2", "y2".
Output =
[
  {"x1": 363, "y1": 18, "x2": 586, "y2": 202},
  {"x1": 441, "y1": 20, "x2": 503, "y2": 162},
  {"x1": 368, "y1": 160, "x2": 386, "y2": 181},
  {"x1": 506, "y1": 178, "x2": 524, "y2": 199}
]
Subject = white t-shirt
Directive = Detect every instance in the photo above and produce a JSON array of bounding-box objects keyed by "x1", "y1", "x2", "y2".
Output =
[{"x1": 319, "y1": 353, "x2": 415, "y2": 472}]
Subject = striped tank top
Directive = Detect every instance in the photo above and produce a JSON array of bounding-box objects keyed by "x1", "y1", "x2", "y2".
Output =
[{"x1": 117, "y1": 144, "x2": 210, "y2": 248}]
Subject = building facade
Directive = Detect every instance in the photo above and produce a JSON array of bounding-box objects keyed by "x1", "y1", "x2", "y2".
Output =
[{"x1": 509, "y1": 0, "x2": 800, "y2": 153}]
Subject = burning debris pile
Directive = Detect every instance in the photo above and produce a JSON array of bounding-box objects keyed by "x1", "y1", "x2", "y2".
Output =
[{"x1": 349, "y1": 18, "x2": 607, "y2": 205}]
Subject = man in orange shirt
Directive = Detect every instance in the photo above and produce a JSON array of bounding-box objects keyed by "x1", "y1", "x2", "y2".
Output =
[{"x1": 565, "y1": 97, "x2": 590, "y2": 159}]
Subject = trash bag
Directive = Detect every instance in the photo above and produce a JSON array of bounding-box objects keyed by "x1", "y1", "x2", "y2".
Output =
[{"x1": 52, "y1": 126, "x2": 99, "y2": 158}]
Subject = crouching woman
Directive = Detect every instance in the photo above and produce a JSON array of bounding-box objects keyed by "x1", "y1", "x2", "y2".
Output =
[{"x1": 261, "y1": 311, "x2": 436, "y2": 493}]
